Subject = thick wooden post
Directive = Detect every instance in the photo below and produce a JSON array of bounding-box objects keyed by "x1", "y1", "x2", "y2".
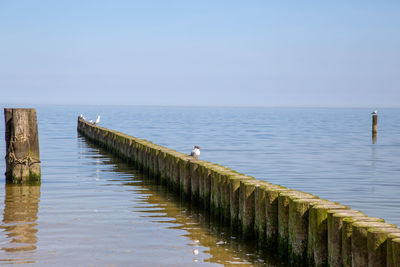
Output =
[
  {"x1": 372, "y1": 114, "x2": 377, "y2": 135},
  {"x1": 4, "y1": 108, "x2": 40, "y2": 183}
]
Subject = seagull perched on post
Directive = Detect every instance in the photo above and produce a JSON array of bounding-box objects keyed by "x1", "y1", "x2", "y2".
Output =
[
  {"x1": 190, "y1": 146, "x2": 200, "y2": 159},
  {"x1": 79, "y1": 114, "x2": 86, "y2": 120},
  {"x1": 93, "y1": 115, "x2": 100, "y2": 125},
  {"x1": 371, "y1": 110, "x2": 377, "y2": 115}
]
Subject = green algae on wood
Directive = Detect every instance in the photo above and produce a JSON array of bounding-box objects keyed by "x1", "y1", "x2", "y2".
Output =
[
  {"x1": 307, "y1": 203, "x2": 349, "y2": 267},
  {"x1": 265, "y1": 186, "x2": 290, "y2": 249},
  {"x1": 367, "y1": 227, "x2": 400, "y2": 267},
  {"x1": 178, "y1": 157, "x2": 191, "y2": 198},
  {"x1": 388, "y1": 235, "x2": 400, "y2": 267},
  {"x1": 209, "y1": 167, "x2": 226, "y2": 217},
  {"x1": 288, "y1": 197, "x2": 321, "y2": 266},
  {"x1": 220, "y1": 173, "x2": 233, "y2": 222},
  {"x1": 392, "y1": 238, "x2": 400, "y2": 267},
  {"x1": 341, "y1": 216, "x2": 385, "y2": 267},
  {"x1": 327, "y1": 210, "x2": 365, "y2": 267},
  {"x1": 157, "y1": 150, "x2": 168, "y2": 183},
  {"x1": 198, "y1": 163, "x2": 212, "y2": 209},
  {"x1": 277, "y1": 190, "x2": 318, "y2": 258},
  {"x1": 254, "y1": 184, "x2": 268, "y2": 243},
  {"x1": 387, "y1": 233, "x2": 400, "y2": 267},
  {"x1": 239, "y1": 179, "x2": 259, "y2": 238},
  {"x1": 351, "y1": 221, "x2": 396, "y2": 266},
  {"x1": 189, "y1": 160, "x2": 200, "y2": 202},
  {"x1": 229, "y1": 176, "x2": 252, "y2": 229}
]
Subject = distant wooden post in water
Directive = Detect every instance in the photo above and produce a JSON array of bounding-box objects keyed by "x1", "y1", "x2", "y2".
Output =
[
  {"x1": 372, "y1": 114, "x2": 378, "y2": 135},
  {"x1": 372, "y1": 112, "x2": 378, "y2": 144},
  {"x1": 4, "y1": 108, "x2": 41, "y2": 183}
]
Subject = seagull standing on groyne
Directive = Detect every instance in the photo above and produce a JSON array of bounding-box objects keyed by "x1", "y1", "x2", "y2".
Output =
[
  {"x1": 93, "y1": 115, "x2": 100, "y2": 125},
  {"x1": 371, "y1": 110, "x2": 377, "y2": 115},
  {"x1": 191, "y1": 146, "x2": 200, "y2": 159}
]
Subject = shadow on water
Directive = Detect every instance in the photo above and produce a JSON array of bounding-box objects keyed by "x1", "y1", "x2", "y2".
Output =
[
  {"x1": 81, "y1": 135, "x2": 288, "y2": 266},
  {"x1": 0, "y1": 183, "x2": 40, "y2": 264}
]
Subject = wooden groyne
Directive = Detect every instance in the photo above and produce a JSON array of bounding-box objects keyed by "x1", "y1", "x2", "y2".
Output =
[{"x1": 77, "y1": 118, "x2": 400, "y2": 266}]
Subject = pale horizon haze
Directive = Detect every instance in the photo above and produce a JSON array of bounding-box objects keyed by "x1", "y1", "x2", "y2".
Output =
[{"x1": 1, "y1": 1, "x2": 399, "y2": 107}]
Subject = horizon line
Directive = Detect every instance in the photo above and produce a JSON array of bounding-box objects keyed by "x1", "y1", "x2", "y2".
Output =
[{"x1": 0, "y1": 102, "x2": 396, "y2": 109}]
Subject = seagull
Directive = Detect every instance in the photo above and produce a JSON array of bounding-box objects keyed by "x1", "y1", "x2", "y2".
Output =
[
  {"x1": 93, "y1": 115, "x2": 100, "y2": 125},
  {"x1": 79, "y1": 114, "x2": 86, "y2": 120},
  {"x1": 89, "y1": 119, "x2": 93, "y2": 123},
  {"x1": 371, "y1": 110, "x2": 377, "y2": 115},
  {"x1": 190, "y1": 146, "x2": 200, "y2": 159}
]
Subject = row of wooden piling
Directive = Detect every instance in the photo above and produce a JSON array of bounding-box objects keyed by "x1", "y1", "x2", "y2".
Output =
[{"x1": 77, "y1": 118, "x2": 400, "y2": 266}]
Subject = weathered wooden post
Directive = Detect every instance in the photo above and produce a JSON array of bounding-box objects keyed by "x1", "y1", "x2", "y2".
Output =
[
  {"x1": 4, "y1": 108, "x2": 40, "y2": 183},
  {"x1": 372, "y1": 111, "x2": 377, "y2": 135},
  {"x1": 372, "y1": 114, "x2": 377, "y2": 134}
]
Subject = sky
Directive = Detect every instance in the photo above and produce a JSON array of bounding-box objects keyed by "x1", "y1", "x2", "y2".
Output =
[{"x1": 1, "y1": 0, "x2": 399, "y2": 107}]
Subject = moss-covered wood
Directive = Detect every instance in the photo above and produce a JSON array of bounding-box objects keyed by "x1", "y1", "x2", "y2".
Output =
[
  {"x1": 254, "y1": 184, "x2": 268, "y2": 243},
  {"x1": 352, "y1": 221, "x2": 396, "y2": 266},
  {"x1": 390, "y1": 237, "x2": 400, "y2": 267},
  {"x1": 288, "y1": 197, "x2": 321, "y2": 266},
  {"x1": 307, "y1": 203, "x2": 349, "y2": 267},
  {"x1": 341, "y1": 216, "x2": 386, "y2": 267},
  {"x1": 239, "y1": 179, "x2": 259, "y2": 238},
  {"x1": 278, "y1": 191, "x2": 319, "y2": 258},
  {"x1": 5, "y1": 108, "x2": 41, "y2": 183},
  {"x1": 327, "y1": 210, "x2": 365, "y2": 267},
  {"x1": 387, "y1": 233, "x2": 400, "y2": 267},
  {"x1": 265, "y1": 186, "x2": 289, "y2": 249},
  {"x1": 367, "y1": 227, "x2": 400, "y2": 266},
  {"x1": 189, "y1": 160, "x2": 199, "y2": 202}
]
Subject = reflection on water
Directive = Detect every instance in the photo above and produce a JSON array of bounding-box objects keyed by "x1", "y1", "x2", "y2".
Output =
[
  {"x1": 141, "y1": 185, "x2": 282, "y2": 266},
  {"x1": 0, "y1": 183, "x2": 40, "y2": 263},
  {"x1": 372, "y1": 133, "x2": 377, "y2": 144},
  {"x1": 85, "y1": 138, "x2": 287, "y2": 266},
  {"x1": 0, "y1": 134, "x2": 286, "y2": 265}
]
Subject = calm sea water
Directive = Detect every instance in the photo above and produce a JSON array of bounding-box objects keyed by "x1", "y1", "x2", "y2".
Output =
[{"x1": 1, "y1": 105, "x2": 400, "y2": 265}]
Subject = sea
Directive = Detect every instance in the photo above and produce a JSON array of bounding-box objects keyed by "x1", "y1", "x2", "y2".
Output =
[{"x1": 0, "y1": 105, "x2": 399, "y2": 265}]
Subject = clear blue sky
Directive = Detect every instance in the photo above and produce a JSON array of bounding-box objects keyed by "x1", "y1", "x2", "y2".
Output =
[{"x1": 1, "y1": 1, "x2": 399, "y2": 107}]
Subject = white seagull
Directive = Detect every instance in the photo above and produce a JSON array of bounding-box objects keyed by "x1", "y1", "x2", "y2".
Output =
[
  {"x1": 371, "y1": 110, "x2": 377, "y2": 115},
  {"x1": 190, "y1": 146, "x2": 200, "y2": 159},
  {"x1": 93, "y1": 115, "x2": 101, "y2": 125},
  {"x1": 79, "y1": 114, "x2": 86, "y2": 120}
]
